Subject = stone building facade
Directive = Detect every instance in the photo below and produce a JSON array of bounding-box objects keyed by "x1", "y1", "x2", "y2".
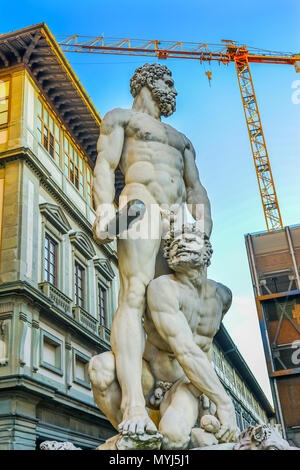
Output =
[
  {"x1": 0, "y1": 23, "x2": 273, "y2": 450},
  {"x1": 213, "y1": 325, "x2": 274, "y2": 431},
  {"x1": 0, "y1": 24, "x2": 118, "y2": 449}
]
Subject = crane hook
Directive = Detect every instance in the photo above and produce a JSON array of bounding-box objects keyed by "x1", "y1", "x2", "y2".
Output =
[{"x1": 205, "y1": 70, "x2": 212, "y2": 87}]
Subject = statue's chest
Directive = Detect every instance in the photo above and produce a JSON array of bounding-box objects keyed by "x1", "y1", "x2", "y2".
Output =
[
  {"x1": 127, "y1": 114, "x2": 184, "y2": 151},
  {"x1": 182, "y1": 293, "x2": 222, "y2": 331}
]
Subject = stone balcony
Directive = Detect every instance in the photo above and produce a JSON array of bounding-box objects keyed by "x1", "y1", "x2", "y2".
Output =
[
  {"x1": 39, "y1": 282, "x2": 72, "y2": 315},
  {"x1": 98, "y1": 324, "x2": 111, "y2": 345},
  {"x1": 72, "y1": 305, "x2": 98, "y2": 334}
]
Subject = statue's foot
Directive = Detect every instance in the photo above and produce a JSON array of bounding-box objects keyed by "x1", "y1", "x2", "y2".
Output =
[
  {"x1": 118, "y1": 407, "x2": 157, "y2": 436},
  {"x1": 216, "y1": 402, "x2": 239, "y2": 443}
]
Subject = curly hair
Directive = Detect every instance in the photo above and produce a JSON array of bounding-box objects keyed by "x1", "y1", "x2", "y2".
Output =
[
  {"x1": 163, "y1": 223, "x2": 213, "y2": 268},
  {"x1": 130, "y1": 63, "x2": 172, "y2": 98}
]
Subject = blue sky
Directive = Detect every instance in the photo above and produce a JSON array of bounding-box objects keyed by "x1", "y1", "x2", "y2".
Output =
[{"x1": 1, "y1": 0, "x2": 300, "y2": 402}]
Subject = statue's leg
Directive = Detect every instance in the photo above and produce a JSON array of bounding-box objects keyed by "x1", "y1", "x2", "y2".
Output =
[
  {"x1": 159, "y1": 379, "x2": 199, "y2": 450},
  {"x1": 88, "y1": 351, "x2": 122, "y2": 430},
  {"x1": 110, "y1": 200, "x2": 162, "y2": 436},
  {"x1": 89, "y1": 352, "x2": 156, "y2": 449}
]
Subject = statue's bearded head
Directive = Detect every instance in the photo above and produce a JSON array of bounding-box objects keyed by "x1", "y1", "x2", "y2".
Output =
[
  {"x1": 130, "y1": 63, "x2": 177, "y2": 117},
  {"x1": 163, "y1": 223, "x2": 213, "y2": 273}
]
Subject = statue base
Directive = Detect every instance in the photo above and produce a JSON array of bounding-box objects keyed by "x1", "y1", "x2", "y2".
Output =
[
  {"x1": 96, "y1": 432, "x2": 163, "y2": 450},
  {"x1": 40, "y1": 424, "x2": 299, "y2": 451}
]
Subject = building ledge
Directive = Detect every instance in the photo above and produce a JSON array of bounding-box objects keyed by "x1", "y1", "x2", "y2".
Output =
[
  {"x1": 0, "y1": 374, "x2": 108, "y2": 422},
  {"x1": 39, "y1": 282, "x2": 72, "y2": 315},
  {"x1": 0, "y1": 280, "x2": 109, "y2": 350},
  {"x1": 73, "y1": 305, "x2": 98, "y2": 334}
]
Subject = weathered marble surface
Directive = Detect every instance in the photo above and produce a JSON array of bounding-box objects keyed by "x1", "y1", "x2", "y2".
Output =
[
  {"x1": 39, "y1": 425, "x2": 299, "y2": 450},
  {"x1": 40, "y1": 441, "x2": 81, "y2": 450},
  {"x1": 233, "y1": 424, "x2": 299, "y2": 451}
]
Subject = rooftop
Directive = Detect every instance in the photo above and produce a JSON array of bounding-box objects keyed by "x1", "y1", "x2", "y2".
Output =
[{"x1": 0, "y1": 23, "x2": 101, "y2": 166}]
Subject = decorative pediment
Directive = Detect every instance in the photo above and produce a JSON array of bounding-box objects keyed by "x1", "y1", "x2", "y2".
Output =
[
  {"x1": 93, "y1": 258, "x2": 115, "y2": 281},
  {"x1": 39, "y1": 203, "x2": 71, "y2": 234},
  {"x1": 69, "y1": 231, "x2": 96, "y2": 260}
]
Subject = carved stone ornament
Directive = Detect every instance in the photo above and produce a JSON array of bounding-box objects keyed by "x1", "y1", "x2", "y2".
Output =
[
  {"x1": 193, "y1": 424, "x2": 299, "y2": 450},
  {"x1": 40, "y1": 441, "x2": 81, "y2": 450},
  {"x1": 233, "y1": 424, "x2": 299, "y2": 451}
]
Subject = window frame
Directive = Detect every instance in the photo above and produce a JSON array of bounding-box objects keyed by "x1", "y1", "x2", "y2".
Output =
[
  {"x1": 72, "y1": 348, "x2": 91, "y2": 389},
  {"x1": 0, "y1": 76, "x2": 11, "y2": 129},
  {"x1": 97, "y1": 281, "x2": 107, "y2": 327},
  {"x1": 40, "y1": 329, "x2": 63, "y2": 376},
  {"x1": 74, "y1": 260, "x2": 86, "y2": 309},
  {"x1": 86, "y1": 166, "x2": 95, "y2": 209},
  {"x1": 37, "y1": 98, "x2": 61, "y2": 163},
  {"x1": 44, "y1": 232, "x2": 58, "y2": 287},
  {"x1": 64, "y1": 135, "x2": 85, "y2": 196}
]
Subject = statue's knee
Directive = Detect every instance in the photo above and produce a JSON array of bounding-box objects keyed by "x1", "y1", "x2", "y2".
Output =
[
  {"x1": 161, "y1": 432, "x2": 190, "y2": 450},
  {"x1": 123, "y1": 277, "x2": 147, "y2": 310},
  {"x1": 160, "y1": 423, "x2": 190, "y2": 450},
  {"x1": 88, "y1": 351, "x2": 116, "y2": 391}
]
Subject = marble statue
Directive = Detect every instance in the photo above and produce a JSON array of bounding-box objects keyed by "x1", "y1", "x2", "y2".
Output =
[
  {"x1": 233, "y1": 424, "x2": 299, "y2": 451},
  {"x1": 89, "y1": 223, "x2": 238, "y2": 449},
  {"x1": 92, "y1": 63, "x2": 213, "y2": 437}
]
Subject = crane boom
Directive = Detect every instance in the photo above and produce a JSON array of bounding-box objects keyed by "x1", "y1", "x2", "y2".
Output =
[
  {"x1": 57, "y1": 35, "x2": 300, "y2": 231},
  {"x1": 56, "y1": 35, "x2": 298, "y2": 65}
]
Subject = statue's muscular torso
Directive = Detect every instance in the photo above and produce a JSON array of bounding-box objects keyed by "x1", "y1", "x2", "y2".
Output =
[
  {"x1": 115, "y1": 109, "x2": 189, "y2": 207},
  {"x1": 143, "y1": 277, "x2": 231, "y2": 384}
]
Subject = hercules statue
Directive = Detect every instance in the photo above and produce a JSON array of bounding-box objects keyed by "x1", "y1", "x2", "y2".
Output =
[{"x1": 92, "y1": 63, "x2": 236, "y2": 442}]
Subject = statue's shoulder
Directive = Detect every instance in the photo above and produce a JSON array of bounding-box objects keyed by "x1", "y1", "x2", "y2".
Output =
[
  {"x1": 102, "y1": 107, "x2": 133, "y2": 128},
  {"x1": 147, "y1": 275, "x2": 178, "y2": 306},
  {"x1": 148, "y1": 274, "x2": 175, "y2": 291},
  {"x1": 180, "y1": 133, "x2": 195, "y2": 153},
  {"x1": 206, "y1": 280, "x2": 232, "y2": 304}
]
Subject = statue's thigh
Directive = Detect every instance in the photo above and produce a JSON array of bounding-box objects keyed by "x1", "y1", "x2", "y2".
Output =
[{"x1": 117, "y1": 206, "x2": 162, "y2": 284}]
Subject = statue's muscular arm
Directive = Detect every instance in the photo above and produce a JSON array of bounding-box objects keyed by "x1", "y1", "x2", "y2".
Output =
[
  {"x1": 93, "y1": 108, "x2": 129, "y2": 243},
  {"x1": 183, "y1": 139, "x2": 212, "y2": 237}
]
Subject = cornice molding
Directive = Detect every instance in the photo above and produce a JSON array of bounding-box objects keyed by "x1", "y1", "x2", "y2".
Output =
[
  {"x1": 39, "y1": 202, "x2": 71, "y2": 234},
  {"x1": 69, "y1": 230, "x2": 96, "y2": 260},
  {"x1": 93, "y1": 258, "x2": 115, "y2": 281}
]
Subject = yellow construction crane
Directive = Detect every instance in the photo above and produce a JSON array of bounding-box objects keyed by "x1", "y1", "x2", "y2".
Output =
[{"x1": 56, "y1": 35, "x2": 300, "y2": 231}]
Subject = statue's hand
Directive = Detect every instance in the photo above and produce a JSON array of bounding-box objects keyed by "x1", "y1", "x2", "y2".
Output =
[
  {"x1": 215, "y1": 399, "x2": 239, "y2": 443},
  {"x1": 92, "y1": 204, "x2": 116, "y2": 245}
]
